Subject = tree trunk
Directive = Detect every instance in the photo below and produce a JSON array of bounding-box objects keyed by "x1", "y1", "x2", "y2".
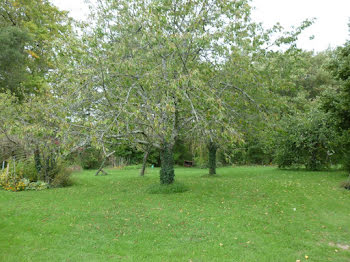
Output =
[
  {"x1": 160, "y1": 142, "x2": 175, "y2": 184},
  {"x1": 95, "y1": 151, "x2": 115, "y2": 176},
  {"x1": 208, "y1": 141, "x2": 217, "y2": 175},
  {"x1": 34, "y1": 148, "x2": 42, "y2": 173},
  {"x1": 140, "y1": 150, "x2": 149, "y2": 176}
]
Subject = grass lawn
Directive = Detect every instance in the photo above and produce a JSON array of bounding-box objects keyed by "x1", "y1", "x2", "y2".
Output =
[{"x1": 0, "y1": 166, "x2": 350, "y2": 262}]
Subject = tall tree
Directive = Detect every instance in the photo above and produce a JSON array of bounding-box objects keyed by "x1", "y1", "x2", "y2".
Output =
[
  {"x1": 60, "y1": 0, "x2": 268, "y2": 184},
  {"x1": 323, "y1": 41, "x2": 350, "y2": 172},
  {"x1": 0, "y1": 0, "x2": 71, "y2": 98},
  {"x1": 0, "y1": 0, "x2": 75, "y2": 178}
]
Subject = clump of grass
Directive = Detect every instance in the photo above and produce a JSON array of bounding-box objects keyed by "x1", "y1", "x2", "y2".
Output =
[
  {"x1": 146, "y1": 181, "x2": 189, "y2": 194},
  {"x1": 340, "y1": 180, "x2": 350, "y2": 190}
]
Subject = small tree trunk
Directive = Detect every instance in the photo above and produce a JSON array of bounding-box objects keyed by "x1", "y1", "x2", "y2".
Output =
[
  {"x1": 140, "y1": 150, "x2": 149, "y2": 176},
  {"x1": 34, "y1": 148, "x2": 42, "y2": 173},
  {"x1": 160, "y1": 142, "x2": 175, "y2": 184},
  {"x1": 95, "y1": 151, "x2": 115, "y2": 176},
  {"x1": 208, "y1": 141, "x2": 217, "y2": 175},
  {"x1": 95, "y1": 157, "x2": 108, "y2": 176}
]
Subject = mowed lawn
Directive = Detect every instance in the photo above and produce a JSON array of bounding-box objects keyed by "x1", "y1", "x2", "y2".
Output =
[{"x1": 0, "y1": 166, "x2": 349, "y2": 262}]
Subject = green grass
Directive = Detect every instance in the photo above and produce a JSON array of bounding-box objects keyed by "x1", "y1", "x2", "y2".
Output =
[{"x1": 0, "y1": 166, "x2": 349, "y2": 262}]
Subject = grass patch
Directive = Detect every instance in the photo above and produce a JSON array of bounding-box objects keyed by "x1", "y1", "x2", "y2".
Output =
[
  {"x1": 146, "y1": 181, "x2": 189, "y2": 194},
  {"x1": 201, "y1": 173, "x2": 221, "y2": 178},
  {"x1": 0, "y1": 166, "x2": 349, "y2": 261}
]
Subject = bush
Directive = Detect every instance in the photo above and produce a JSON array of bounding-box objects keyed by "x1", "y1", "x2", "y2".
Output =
[
  {"x1": 15, "y1": 160, "x2": 38, "y2": 181},
  {"x1": 146, "y1": 181, "x2": 189, "y2": 194},
  {"x1": 51, "y1": 167, "x2": 73, "y2": 188},
  {"x1": 0, "y1": 156, "x2": 73, "y2": 191},
  {"x1": 26, "y1": 181, "x2": 49, "y2": 191}
]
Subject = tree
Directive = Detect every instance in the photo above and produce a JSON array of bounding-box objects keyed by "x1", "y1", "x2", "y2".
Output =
[
  {"x1": 322, "y1": 41, "x2": 350, "y2": 172},
  {"x1": 60, "y1": 0, "x2": 270, "y2": 184},
  {"x1": 0, "y1": 0, "x2": 75, "y2": 183},
  {"x1": 274, "y1": 106, "x2": 338, "y2": 170},
  {"x1": 0, "y1": 0, "x2": 71, "y2": 98},
  {"x1": 0, "y1": 26, "x2": 31, "y2": 98}
]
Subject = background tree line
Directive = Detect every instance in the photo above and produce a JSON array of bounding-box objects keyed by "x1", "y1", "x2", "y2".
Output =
[{"x1": 0, "y1": 0, "x2": 349, "y2": 189}]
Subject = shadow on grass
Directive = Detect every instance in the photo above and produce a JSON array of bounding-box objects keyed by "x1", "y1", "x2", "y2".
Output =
[
  {"x1": 277, "y1": 167, "x2": 346, "y2": 173},
  {"x1": 201, "y1": 174, "x2": 222, "y2": 178},
  {"x1": 146, "y1": 181, "x2": 189, "y2": 194}
]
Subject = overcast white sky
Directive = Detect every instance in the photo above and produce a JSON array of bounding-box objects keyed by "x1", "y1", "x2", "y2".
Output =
[{"x1": 52, "y1": 0, "x2": 350, "y2": 52}]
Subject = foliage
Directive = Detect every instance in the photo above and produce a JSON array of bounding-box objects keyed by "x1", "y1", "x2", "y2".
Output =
[
  {"x1": 0, "y1": 26, "x2": 31, "y2": 98},
  {"x1": 111, "y1": 143, "x2": 145, "y2": 166},
  {"x1": 322, "y1": 41, "x2": 350, "y2": 172},
  {"x1": 0, "y1": 0, "x2": 72, "y2": 98},
  {"x1": 0, "y1": 169, "x2": 48, "y2": 192},
  {"x1": 58, "y1": 0, "x2": 275, "y2": 184},
  {"x1": 173, "y1": 139, "x2": 193, "y2": 166},
  {"x1": 274, "y1": 108, "x2": 338, "y2": 170},
  {"x1": 15, "y1": 160, "x2": 38, "y2": 181},
  {"x1": 25, "y1": 181, "x2": 49, "y2": 191},
  {"x1": 0, "y1": 155, "x2": 72, "y2": 190},
  {"x1": 224, "y1": 133, "x2": 274, "y2": 166},
  {"x1": 79, "y1": 147, "x2": 103, "y2": 170},
  {"x1": 0, "y1": 172, "x2": 28, "y2": 191},
  {"x1": 51, "y1": 167, "x2": 73, "y2": 188}
]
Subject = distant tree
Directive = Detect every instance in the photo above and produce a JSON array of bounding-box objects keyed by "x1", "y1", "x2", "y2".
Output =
[
  {"x1": 0, "y1": 0, "x2": 71, "y2": 98},
  {"x1": 275, "y1": 107, "x2": 338, "y2": 170}
]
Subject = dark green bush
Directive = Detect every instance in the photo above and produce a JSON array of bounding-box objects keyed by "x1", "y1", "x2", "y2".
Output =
[{"x1": 80, "y1": 147, "x2": 103, "y2": 169}]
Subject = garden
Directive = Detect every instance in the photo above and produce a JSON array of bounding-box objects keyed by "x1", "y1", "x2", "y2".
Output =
[{"x1": 1, "y1": 0, "x2": 350, "y2": 261}]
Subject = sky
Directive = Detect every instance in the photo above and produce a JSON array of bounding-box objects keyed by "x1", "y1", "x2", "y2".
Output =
[{"x1": 51, "y1": 0, "x2": 350, "y2": 52}]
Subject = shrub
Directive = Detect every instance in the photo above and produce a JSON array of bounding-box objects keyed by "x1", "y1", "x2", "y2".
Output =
[
  {"x1": 0, "y1": 157, "x2": 72, "y2": 191},
  {"x1": 146, "y1": 181, "x2": 189, "y2": 194},
  {"x1": 26, "y1": 181, "x2": 49, "y2": 191},
  {"x1": 51, "y1": 167, "x2": 73, "y2": 188},
  {"x1": 15, "y1": 160, "x2": 38, "y2": 181},
  {"x1": 0, "y1": 170, "x2": 48, "y2": 191}
]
